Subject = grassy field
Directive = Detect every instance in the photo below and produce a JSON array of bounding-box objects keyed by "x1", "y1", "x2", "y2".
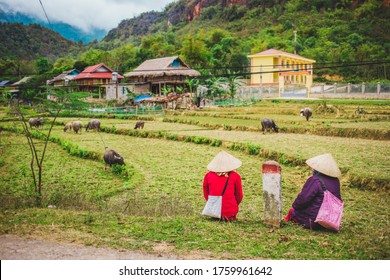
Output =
[{"x1": 0, "y1": 99, "x2": 389, "y2": 259}]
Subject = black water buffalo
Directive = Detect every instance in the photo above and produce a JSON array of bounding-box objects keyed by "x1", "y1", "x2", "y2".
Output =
[
  {"x1": 134, "y1": 121, "x2": 145, "y2": 129},
  {"x1": 28, "y1": 117, "x2": 44, "y2": 129},
  {"x1": 86, "y1": 119, "x2": 101, "y2": 132},
  {"x1": 300, "y1": 107, "x2": 312, "y2": 121},
  {"x1": 103, "y1": 147, "x2": 125, "y2": 169},
  {"x1": 261, "y1": 118, "x2": 279, "y2": 134}
]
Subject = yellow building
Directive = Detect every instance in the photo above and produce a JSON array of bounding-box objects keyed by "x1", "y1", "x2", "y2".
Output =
[{"x1": 248, "y1": 49, "x2": 316, "y2": 96}]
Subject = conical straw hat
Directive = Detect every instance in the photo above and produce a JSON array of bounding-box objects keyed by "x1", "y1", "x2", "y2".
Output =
[
  {"x1": 306, "y1": 153, "x2": 341, "y2": 178},
  {"x1": 207, "y1": 151, "x2": 242, "y2": 173}
]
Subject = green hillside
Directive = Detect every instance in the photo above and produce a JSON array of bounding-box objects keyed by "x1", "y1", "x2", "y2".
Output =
[
  {"x1": 96, "y1": 0, "x2": 390, "y2": 82},
  {"x1": 0, "y1": 22, "x2": 79, "y2": 60},
  {"x1": 1, "y1": 0, "x2": 389, "y2": 82}
]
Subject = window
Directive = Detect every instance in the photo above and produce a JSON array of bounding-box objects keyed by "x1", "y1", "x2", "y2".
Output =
[{"x1": 171, "y1": 59, "x2": 180, "y2": 67}]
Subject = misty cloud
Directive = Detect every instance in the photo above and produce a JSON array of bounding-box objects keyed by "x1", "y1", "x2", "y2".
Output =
[{"x1": 0, "y1": 0, "x2": 174, "y2": 32}]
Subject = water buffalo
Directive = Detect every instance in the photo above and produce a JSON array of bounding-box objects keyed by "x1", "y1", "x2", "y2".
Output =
[
  {"x1": 86, "y1": 119, "x2": 101, "y2": 132},
  {"x1": 63, "y1": 122, "x2": 73, "y2": 132},
  {"x1": 261, "y1": 118, "x2": 279, "y2": 134},
  {"x1": 103, "y1": 147, "x2": 125, "y2": 169},
  {"x1": 300, "y1": 107, "x2": 312, "y2": 121},
  {"x1": 71, "y1": 121, "x2": 83, "y2": 134},
  {"x1": 134, "y1": 121, "x2": 145, "y2": 129},
  {"x1": 28, "y1": 117, "x2": 44, "y2": 129}
]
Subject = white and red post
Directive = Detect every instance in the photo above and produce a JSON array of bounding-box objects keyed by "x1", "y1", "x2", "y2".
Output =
[{"x1": 262, "y1": 160, "x2": 282, "y2": 228}]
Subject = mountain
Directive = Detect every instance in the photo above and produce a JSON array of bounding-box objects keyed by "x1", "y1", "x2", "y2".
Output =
[
  {"x1": 1, "y1": 0, "x2": 389, "y2": 82},
  {"x1": 103, "y1": 0, "x2": 390, "y2": 45},
  {"x1": 0, "y1": 22, "x2": 79, "y2": 60},
  {"x1": 0, "y1": 6, "x2": 106, "y2": 43},
  {"x1": 99, "y1": 0, "x2": 389, "y2": 81}
]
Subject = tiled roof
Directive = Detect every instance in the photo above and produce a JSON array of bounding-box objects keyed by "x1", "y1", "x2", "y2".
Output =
[
  {"x1": 73, "y1": 63, "x2": 123, "y2": 80},
  {"x1": 249, "y1": 48, "x2": 315, "y2": 62}
]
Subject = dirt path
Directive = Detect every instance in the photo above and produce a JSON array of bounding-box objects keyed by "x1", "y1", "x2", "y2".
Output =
[{"x1": 0, "y1": 235, "x2": 179, "y2": 260}]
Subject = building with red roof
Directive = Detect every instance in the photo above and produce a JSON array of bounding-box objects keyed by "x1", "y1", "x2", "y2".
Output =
[{"x1": 73, "y1": 63, "x2": 124, "y2": 96}]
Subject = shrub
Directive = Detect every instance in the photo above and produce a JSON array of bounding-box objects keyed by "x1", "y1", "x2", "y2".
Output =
[
  {"x1": 210, "y1": 139, "x2": 222, "y2": 147},
  {"x1": 246, "y1": 143, "x2": 260, "y2": 155},
  {"x1": 112, "y1": 164, "x2": 128, "y2": 178}
]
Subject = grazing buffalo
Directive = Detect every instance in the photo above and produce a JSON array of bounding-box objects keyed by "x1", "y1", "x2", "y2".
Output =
[
  {"x1": 134, "y1": 121, "x2": 145, "y2": 129},
  {"x1": 86, "y1": 119, "x2": 101, "y2": 132},
  {"x1": 300, "y1": 107, "x2": 312, "y2": 121},
  {"x1": 261, "y1": 118, "x2": 279, "y2": 134},
  {"x1": 63, "y1": 122, "x2": 73, "y2": 132},
  {"x1": 103, "y1": 147, "x2": 125, "y2": 169},
  {"x1": 28, "y1": 117, "x2": 44, "y2": 129},
  {"x1": 71, "y1": 121, "x2": 83, "y2": 134}
]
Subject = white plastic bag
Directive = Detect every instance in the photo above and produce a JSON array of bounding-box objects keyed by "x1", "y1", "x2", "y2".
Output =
[{"x1": 202, "y1": 195, "x2": 222, "y2": 218}]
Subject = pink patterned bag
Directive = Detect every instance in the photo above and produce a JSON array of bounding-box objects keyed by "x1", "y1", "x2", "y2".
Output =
[{"x1": 315, "y1": 176, "x2": 344, "y2": 232}]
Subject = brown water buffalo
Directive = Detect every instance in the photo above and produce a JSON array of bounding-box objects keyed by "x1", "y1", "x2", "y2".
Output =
[
  {"x1": 71, "y1": 121, "x2": 83, "y2": 134},
  {"x1": 261, "y1": 118, "x2": 279, "y2": 134},
  {"x1": 103, "y1": 147, "x2": 125, "y2": 169},
  {"x1": 134, "y1": 121, "x2": 145, "y2": 129},
  {"x1": 300, "y1": 107, "x2": 312, "y2": 121},
  {"x1": 86, "y1": 119, "x2": 101, "y2": 132},
  {"x1": 28, "y1": 117, "x2": 44, "y2": 129},
  {"x1": 63, "y1": 122, "x2": 73, "y2": 132}
]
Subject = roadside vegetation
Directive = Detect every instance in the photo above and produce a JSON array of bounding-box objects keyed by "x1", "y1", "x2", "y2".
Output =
[{"x1": 0, "y1": 98, "x2": 389, "y2": 259}]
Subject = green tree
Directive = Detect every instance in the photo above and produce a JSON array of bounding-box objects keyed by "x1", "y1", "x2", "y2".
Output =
[
  {"x1": 223, "y1": 70, "x2": 246, "y2": 99},
  {"x1": 210, "y1": 36, "x2": 235, "y2": 70},
  {"x1": 185, "y1": 78, "x2": 200, "y2": 95},
  {"x1": 81, "y1": 49, "x2": 108, "y2": 65},
  {"x1": 53, "y1": 58, "x2": 75, "y2": 72},
  {"x1": 204, "y1": 77, "x2": 225, "y2": 99},
  {"x1": 12, "y1": 88, "x2": 88, "y2": 206},
  {"x1": 181, "y1": 35, "x2": 210, "y2": 68},
  {"x1": 73, "y1": 61, "x2": 89, "y2": 72},
  {"x1": 35, "y1": 57, "x2": 53, "y2": 74},
  {"x1": 107, "y1": 44, "x2": 137, "y2": 73}
]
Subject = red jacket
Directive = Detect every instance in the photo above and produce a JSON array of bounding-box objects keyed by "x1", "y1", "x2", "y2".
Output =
[{"x1": 203, "y1": 171, "x2": 243, "y2": 220}]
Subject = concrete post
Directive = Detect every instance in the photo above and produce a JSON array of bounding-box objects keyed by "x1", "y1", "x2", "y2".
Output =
[
  {"x1": 362, "y1": 82, "x2": 366, "y2": 94},
  {"x1": 347, "y1": 83, "x2": 351, "y2": 94},
  {"x1": 377, "y1": 82, "x2": 381, "y2": 94},
  {"x1": 262, "y1": 161, "x2": 282, "y2": 228}
]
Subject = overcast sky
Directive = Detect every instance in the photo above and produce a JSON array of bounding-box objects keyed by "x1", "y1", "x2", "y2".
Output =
[{"x1": 0, "y1": 0, "x2": 175, "y2": 31}]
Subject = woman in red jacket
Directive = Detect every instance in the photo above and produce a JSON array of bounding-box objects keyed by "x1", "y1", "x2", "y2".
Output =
[{"x1": 203, "y1": 151, "x2": 243, "y2": 221}]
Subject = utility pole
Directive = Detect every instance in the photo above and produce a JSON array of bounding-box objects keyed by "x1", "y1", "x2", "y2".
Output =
[
  {"x1": 294, "y1": 30, "x2": 297, "y2": 54},
  {"x1": 112, "y1": 72, "x2": 118, "y2": 100},
  {"x1": 259, "y1": 65, "x2": 263, "y2": 95}
]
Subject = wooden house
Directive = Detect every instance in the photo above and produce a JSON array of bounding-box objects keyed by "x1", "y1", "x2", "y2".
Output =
[
  {"x1": 0, "y1": 80, "x2": 12, "y2": 87},
  {"x1": 73, "y1": 63, "x2": 124, "y2": 95},
  {"x1": 48, "y1": 69, "x2": 80, "y2": 86},
  {"x1": 124, "y1": 56, "x2": 201, "y2": 95},
  {"x1": 9, "y1": 77, "x2": 32, "y2": 95},
  {"x1": 248, "y1": 49, "x2": 315, "y2": 95}
]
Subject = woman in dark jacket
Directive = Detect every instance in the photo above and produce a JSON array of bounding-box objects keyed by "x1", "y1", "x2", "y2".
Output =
[{"x1": 285, "y1": 153, "x2": 342, "y2": 230}]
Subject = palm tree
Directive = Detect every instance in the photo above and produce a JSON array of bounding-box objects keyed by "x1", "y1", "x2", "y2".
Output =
[{"x1": 223, "y1": 70, "x2": 246, "y2": 99}]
